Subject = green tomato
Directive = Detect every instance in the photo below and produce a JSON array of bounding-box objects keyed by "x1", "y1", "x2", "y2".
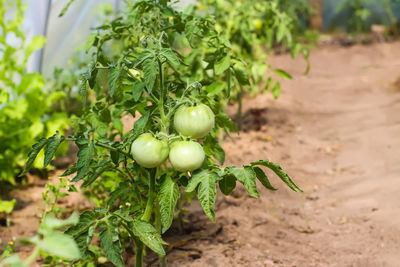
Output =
[
  {"x1": 174, "y1": 104, "x2": 215, "y2": 139},
  {"x1": 131, "y1": 133, "x2": 169, "y2": 168},
  {"x1": 169, "y1": 141, "x2": 205, "y2": 172},
  {"x1": 253, "y1": 18, "x2": 263, "y2": 31}
]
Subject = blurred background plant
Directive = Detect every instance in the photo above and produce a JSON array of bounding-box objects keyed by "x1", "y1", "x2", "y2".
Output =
[{"x1": 0, "y1": 0, "x2": 70, "y2": 192}]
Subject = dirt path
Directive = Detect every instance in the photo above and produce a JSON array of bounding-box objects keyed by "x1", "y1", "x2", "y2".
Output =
[
  {"x1": 2, "y1": 42, "x2": 400, "y2": 267},
  {"x1": 168, "y1": 42, "x2": 400, "y2": 267}
]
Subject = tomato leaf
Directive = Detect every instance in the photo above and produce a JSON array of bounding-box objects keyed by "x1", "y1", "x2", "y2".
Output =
[
  {"x1": 65, "y1": 211, "x2": 96, "y2": 258},
  {"x1": 130, "y1": 219, "x2": 167, "y2": 255},
  {"x1": 19, "y1": 137, "x2": 49, "y2": 177},
  {"x1": 160, "y1": 48, "x2": 180, "y2": 67},
  {"x1": 71, "y1": 140, "x2": 95, "y2": 182},
  {"x1": 272, "y1": 82, "x2": 281, "y2": 99},
  {"x1": 226, "y1": 166, "x2": 259, "y2": 198},
  {"x1": 44, "y1": 132, "x2": 65, "y2": 167},
  {"x1": 131, "y1": 110, "x2": 150, "y2": 141},
  {"x1": 234, "y1": 67, "x2": 250, "y2": 85},
  {"x1": 274, "y1": 69, "x2": 292, "y2": 80},
  {"x1": 99, "y1": 217, "x2": 124, "y2": 267},
  {"x1": 214, "y1": 55, "x2": 231, "y2": 75},
  {"x1": 143, "y1": 59, "x2": 158, "y2": 93},
  {"x1": 218, "y1": 174, "x2": 236, "y2": 195},
  {"x1": 38, "y1": 232, "x2": 81, "y2": 260},
  {"x1": 203, "y1": 135, "x2": 225, "y2": 164},
  {"x1": 251, "y1": 160, "x2": 303, "y2": 192},
  {"x1": 158, "y1": 176, "x2": 180, "y2": 233},
  {"x1": 185, "y1": 169, "x2": 218, "y2": 222},
  {"x1": 79, "y1": 75, "x2": 88, "y2": 106},
  {"x1": 215, "y1": 113, "x2": 237, "y2": 135},
  {"x1": 108, "y1": 66, "x2": 121, "y2": 98},
  {"x1": 252, "y1": 166, "x2": 277, "y2": 191},
  {"x1": 132, "y1": 81, "x2": 145, "y2": 101},
  {"x1": 82, "y1": 160, "x2": 112, "y2": 187},
  {"x1": 205, "y1": 81, "x2": 225, "y2": 96}
]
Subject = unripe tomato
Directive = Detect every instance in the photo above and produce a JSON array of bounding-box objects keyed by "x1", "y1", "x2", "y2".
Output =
[
  {"x1": 131, "y1": 133, "x2": 169, "y2": 168},
  {"x1": 253, "y1": 18, "x2": 263, "y2": 31},
  {"x1": 169, "y1": 141, "x2": 205, "y2": 172},
  {"x1": 174, "y1": 104, "x2": 215, "y2": 139}
]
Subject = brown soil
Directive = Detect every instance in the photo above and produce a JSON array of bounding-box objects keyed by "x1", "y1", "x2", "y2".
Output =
[{"x1": 2, "y1": 41, "x2": 400, "y2": 266}]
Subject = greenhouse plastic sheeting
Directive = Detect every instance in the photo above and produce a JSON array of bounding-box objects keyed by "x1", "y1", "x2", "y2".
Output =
[{"x1": 24, "y1": 0, "x2": 118, "y2": 76}]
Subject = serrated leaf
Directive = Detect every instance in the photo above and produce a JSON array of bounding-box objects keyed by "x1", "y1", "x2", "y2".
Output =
[
  {"x1": 275, "y1": 69, "x2": 292, "y2": 80},
  {"x1": 100, "y1": 219, "x2": 124, "y2": 267},
  {"x1": 205, "y1": 81, "x2": 225, "y2": 95},
  {"x1": 130, "y1": 219, "x2": 166, "y2": 255},
  {"x1": 132, "y1": 81, "x2": 145, "y2": 101},
  {"x1": 44, "y1": 132, "x2": 65, "y2": 168},
  {"x1": 227, "y1": 166, "x2": 259, "y2": 198},
  {"x1": 185, "y1": 169, "x2": 218, "y2": 222},
  {"x1": 108, "y1": 67, "x2": 121, "y2": 97},
  {"x1": 159, "y1": 176, "x2": 180, "y2": 233},
  {"x1": 82, "y1": 160, "x2": 112, "y2": 187},
  {"x1": 108, "y1": 181, "x2": 131, "y2": 207},
  {"x1": 65, "y1": 211, "x2": 96, "y2": 258},
  {"x1": 79, "y1": 76, "x2": 88, "y2": 106},
  {"x1": 252, "y1": 166, "x2": 277, "y2": 191},
  {"x1": 251, "y1": 160, "x2": 303, "y2": 192},
  {"x1": 161, "y1": 48, "x2": 180, "y2": 67},
  {"x1": 203, "y1": 135, "x2": 225, "y2": 164},
  {"x1": 71, "y1": 141, "x2": 95, "y2": 182},
  {"x1": 85, "y1": 33, "x2": 97, "y2": 53},
  {"x1": 20, "y1": 138, "x2": 49, "y2": 176},
  {"x1": 38, "y1": 232, "x2": 80, "y2": 260},
  {"x1": 214, "y1": 55, "x2": 231, "y2": 75},
  {"x1": 215, "y1": 113, "x2": 237, "y2": 134},
  {"x1": 61, "y1": 163, "x2": 78, "y2": 176},
  {"x1": 65, "y1": 211, "x2": 96, "y2": 237},
  {"x1": 143, "y1": 59, "x2": 158, "y2": 93},
  {"x1": 234, "y1": 67, "x2": 250, "y2": 85},
  {"x1": 131, "y1": 110, "x2": 150, "y2": 140},
  {"x1": 218, "y1": 174, "x2": 236, "y2": 195}
]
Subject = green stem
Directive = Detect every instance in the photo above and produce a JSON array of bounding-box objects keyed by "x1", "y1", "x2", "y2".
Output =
[
  {"x1": 24, "y1": 246, "x2": 40, "y2": 266},
  {"x1": 135, "y1": 168, "x2": 157, "y2": 266},
  {"x1": 154, "y1": 202, "x2": 167, "y2": 267},
  {"x1": 158, "y1": 59, "x2": 168, "y2": 133},
  {"x1": 94, "y1": 141, "x2": 133, "y2": 159},
  {"x1": 135, "y1": 239, "x2": 144, "y2": 267},
  {"x1": 142, "y1": 168, "x2": 157, "y2": 222},
  {"x1": 237, "y1": 85, "x2": 243, "y2": 131}
]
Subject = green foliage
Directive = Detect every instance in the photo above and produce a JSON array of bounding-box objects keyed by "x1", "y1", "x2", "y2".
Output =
[
  {"x1": 0, "y1": 0, "x2": 69, "y2": 186},
  {"x1": 334, "y1": 0, "x2": 400, "y2": 34},
  {"x1": 20, "y1": 0, "x2": 303, "y2": 265},
  {"x1": 0, "y1": 213, "x2": 80, "y2": 266},
  {"x1": 0, "y1": 199, "x2": 16, "y2": 214},
  {"x1": 187, "y1": 0, "x2": 312, "y2": 129}
]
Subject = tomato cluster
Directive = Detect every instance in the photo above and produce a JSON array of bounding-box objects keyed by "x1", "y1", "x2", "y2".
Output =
[{"x1": 130, "y1": 104, "x2": 215, "y2": 172}]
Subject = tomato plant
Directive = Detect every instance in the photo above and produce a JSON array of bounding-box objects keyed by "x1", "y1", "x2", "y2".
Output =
[
  {"x1": 186, "y1": 0, "x2": 312, "y2": 129},
  {"x1": 18, "y1": 0, "x2": 302, "y2": 266}
]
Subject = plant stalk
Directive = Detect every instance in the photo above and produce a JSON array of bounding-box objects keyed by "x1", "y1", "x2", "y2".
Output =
[
  {"x1": 24, "y1": 246, "x2": 40, "y2": 266},
  {"x1": 237, "y1": 85, "x2": 243, "y2": 130},
  {"x1": 135, "y1": 168, "x2": 157, "y2": 266},
  {"x1": 135, "y1": 239, "x2": 144, "y2": 267}
]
